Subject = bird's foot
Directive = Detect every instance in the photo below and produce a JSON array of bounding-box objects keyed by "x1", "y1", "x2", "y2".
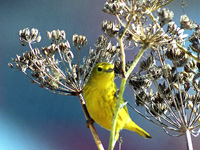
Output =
[{"x1": 86, "y1": 118, "x2": 94, "y2": 128}]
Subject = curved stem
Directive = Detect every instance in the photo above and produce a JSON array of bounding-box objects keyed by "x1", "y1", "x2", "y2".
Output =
[{"x1": 78, "y1": 94, "x2": 104, "y2": 150}]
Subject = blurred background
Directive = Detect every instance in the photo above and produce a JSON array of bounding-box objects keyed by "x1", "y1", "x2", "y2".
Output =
[{"x1": 1, "y1": 0, "x2": 200, "y2": 149}]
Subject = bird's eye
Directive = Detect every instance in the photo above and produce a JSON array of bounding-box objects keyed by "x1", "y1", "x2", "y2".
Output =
[{"x1": 97, "y1": 67, "x2": 102, "y2": 71}]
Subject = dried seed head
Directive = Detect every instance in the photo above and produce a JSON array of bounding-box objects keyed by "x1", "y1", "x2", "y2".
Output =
[
  {"x1": 19, "y1": 28, "x2": 41, "y2": 46},
  {"x1": 158, "y1": 8, "x2": 174, "y2": 27},
  {"x1": 47, "y1": 29, "x2": 66, "y2": 44},
  {"x1": 167, "y1": 22, "x2": 177, "y2": 34},
  {"x1": 184, "y1": 59, "x2": 197, "y2": 73},
  {"x1": 72, "y1": 34, "x2": 87, "y2": 49},
  {"x1": 180, "y1": 15, "x2": 197, "y2": 29},
  {"x1": 102, "y1": 1, "x2": 125, "y2": 15},
  {"x1": 129, "y1": 76, "x2": 152, "y2": 90},
  {"x1": 166, "y1": 48, "x2": 184, "y2": 61},
  {"x1": 102, "y1": 20, "x2": 120, "y2": 37}
]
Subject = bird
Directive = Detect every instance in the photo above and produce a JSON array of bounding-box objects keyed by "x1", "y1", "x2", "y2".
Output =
[{"x1": 83, "y1": 62, "x2": 151, "y2": 142}]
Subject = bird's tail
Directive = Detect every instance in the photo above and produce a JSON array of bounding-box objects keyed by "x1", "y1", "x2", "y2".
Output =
[{"x1": 124, "y1": 120, "x2": 152, "y2": 139}]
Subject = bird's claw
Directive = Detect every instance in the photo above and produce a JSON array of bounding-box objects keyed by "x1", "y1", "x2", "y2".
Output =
[{"x1": 86, "y1": 118, "x2": 94, "y2": 128}]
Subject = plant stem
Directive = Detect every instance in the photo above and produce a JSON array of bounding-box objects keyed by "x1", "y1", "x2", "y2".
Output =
[
  {"x1": 108, "y1": 44, "x2": 148, "y2": 150},
  {"x1": 78, "y1": 94, "x2": 104, "y2": 150},
  {"x1": 108, "y1": 14, "x2": 134, "y2": 150},
  {"x1": 185, "y1": 129, "x2": 193, "y2": 150}
]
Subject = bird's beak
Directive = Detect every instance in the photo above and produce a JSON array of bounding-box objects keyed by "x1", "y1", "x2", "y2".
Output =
[{"x1": 105, "y1": 68, "x2": 114, "y2": 72}]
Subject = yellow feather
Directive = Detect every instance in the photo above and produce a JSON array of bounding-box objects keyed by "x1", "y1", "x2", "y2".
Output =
[{"x1": 83, "y1": 62, "x2": 151, "y2": 140}]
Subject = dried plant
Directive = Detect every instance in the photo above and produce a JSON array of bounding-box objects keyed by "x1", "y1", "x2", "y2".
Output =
[
  {"x1": 9, "y1": 27, "x2": 122, "y2": 150},
  {"x1": 9, "y1": 0, "x2": 200, "y2": 150}
]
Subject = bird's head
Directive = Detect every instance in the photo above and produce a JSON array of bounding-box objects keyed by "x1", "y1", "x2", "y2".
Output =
[{"x1": 89, "y1": 62, "x2": 115, "y2": 84}]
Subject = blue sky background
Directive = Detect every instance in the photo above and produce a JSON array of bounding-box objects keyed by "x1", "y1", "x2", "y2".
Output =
[{"x1": 1, "y1": 0, "x2": 200, "y2": 150}]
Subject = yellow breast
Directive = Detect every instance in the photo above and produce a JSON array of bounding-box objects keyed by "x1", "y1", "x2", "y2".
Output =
[{"x1": 83, "y1": 81, "x2": 116, "y2": 130}]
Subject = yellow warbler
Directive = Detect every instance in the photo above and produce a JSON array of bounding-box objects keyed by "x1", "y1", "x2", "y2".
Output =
[{"x1": 83, "y1": 62, "x2": 151, "y2": 141}]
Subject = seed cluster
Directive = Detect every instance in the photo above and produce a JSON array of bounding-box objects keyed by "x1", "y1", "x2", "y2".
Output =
[
  {"x1": 127, "y1": 21, "x2": 200, "y2": 136},
  {"x1": 9, "y1": 28, "x2": 120, "y2": 95},
  {"x1": 102, "y1": 0, "x2": 200, "y2": 137},
  {"x1": 19, "y1": 28, "x2": 41, "y2": 46}
]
